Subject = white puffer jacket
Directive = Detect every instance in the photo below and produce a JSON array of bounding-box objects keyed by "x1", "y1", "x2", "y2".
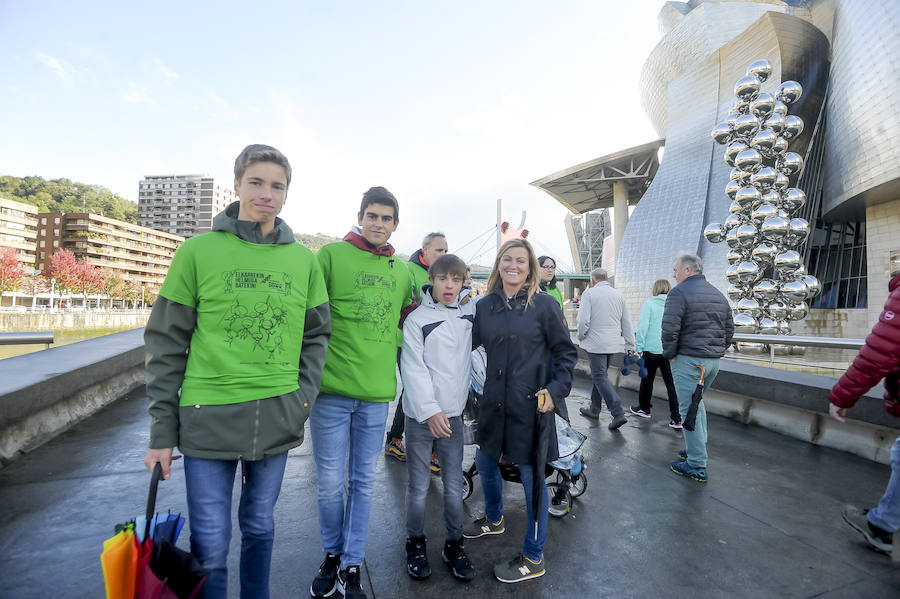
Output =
[{"x1": 400, "y1": 286, "x2": 475, "y2": 423}]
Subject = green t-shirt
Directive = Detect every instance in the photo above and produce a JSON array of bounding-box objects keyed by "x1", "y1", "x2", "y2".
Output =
[
  {"x1": 159, "y1": 232, "x2": 328, "y2": 406},
  {"x1": 409, "y1": 261, "x2": 430, "y2": 303},
  {"x1": 317, "y1": 241, "x2": 412, "y2": 401},
  {"x1": 548, "y1": 286, "x2": 564, "y2": 311}
]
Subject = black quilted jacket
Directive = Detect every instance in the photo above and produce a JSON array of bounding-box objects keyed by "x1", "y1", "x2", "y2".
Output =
[{"x1": 661, "y1": 274, "x2": 734, "y2": 360}]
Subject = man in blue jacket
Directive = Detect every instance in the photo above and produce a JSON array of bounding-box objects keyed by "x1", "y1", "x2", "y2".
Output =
[{"x1": 661, "y1": 252, "x2": 733, "y2": 483}]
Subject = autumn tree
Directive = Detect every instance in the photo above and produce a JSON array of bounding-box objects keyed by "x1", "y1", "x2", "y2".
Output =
[
  {"x1": 100, "y1": 269, "x2": 126, "y2": 308},
  {"x1": 45, "y1": 249, "x2": 82, "y2": 294},
  {"x1": 75, "y1": 259, "x2": 103, "y2": 303},
  {"x1": 0, "y1": 247, "x2": 27, "y2": 295}
]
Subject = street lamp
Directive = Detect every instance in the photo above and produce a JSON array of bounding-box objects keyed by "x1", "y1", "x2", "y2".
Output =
[
  {"x1": 141, "y1": 285, "x2": 145, "y2": 311},
  {"x1": 50, "y1": 277, "x2": 56, "y2": 310}
]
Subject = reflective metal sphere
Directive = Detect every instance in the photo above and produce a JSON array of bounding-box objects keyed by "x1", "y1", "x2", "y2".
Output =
[
  {"x1": 772, "y1": 136, "x2": 789, "y2": 155},
  {"x1": 751, "y1": 166, "x2": 776, "y2": 191},
  {"x1": 772, "y1": 100, "x2": 788, "y2": 116},
  {"x1": 736, "y1": 260, "x2": 761, "y2": 283},
  {"x1": 777, "y1": 208, "x2": 790, "y2": 219},
  {"x1": 728, "y1": 200, "x2": 744, "y2": 216},
  {"x1": 767, "y1": 300, "x2": 789, "y2": 320},
  {"x1": 746, "y1": 59, "x2": 772, "y2": 82},
  {"x1": 711, "y1": 122, "x2": 734, "y2": 145},
  {"x1": 776, "y1": 80, "x2": 803, "y2": 104},
  {"x1": 750, "y1": 92, "x2": 776, "y2": 117},
  {"x1": 730, "y1": 166, "x2": 746, "y2": 182},
  {"x1": 763, "y1": 113, "x2": 786, "y2": 135},
  {"x1": 780, "y1": 279, "x2": 810, "y2": 303},
  {"x1": 794, "y1": 264, "x2": 807, "y2": 276},
  {"x1": 735, "y1": 148, "x2": 763, "y2": 172},
  {"x1": 727, "y1": 284, "x2": 745, "y2": 300},
  {"x1": 724, "y1": 213, "x2": 744, "y2": 230},
  {"x1": 726, "y1": 250, "x2": 744, "y2": 266},
  {"x1": 751, "y1": 242, "x2": 779, "y2": 264},
  {"x1": 777, "y1": 152, "x2": 804, "y2": 176},
  {"x1": 725, "y1": 141, "x2": 748, "y2": 167},
  {"x1": 777, "y1": 320, "x2": 792, "y2": 335},
  {"x1": 725, "y1": 179, "x2": 742, "y2": 200},
  {"x1": 782, "y1": 114, "x2": 804, "y2": 139},
  {"x1": 761, "y1": 189, "x2": 781, "y2": 206},
  {"x1": 726, "y1": 111, "x2": 741, "y2": 128},
  {"x1": 731, "y1": 99, "x2": 750, "y2": 115},
  {"x1": 785, "y1": 218, "x2": 810, "y2": 246},
  {"x1": 750, "y1": 128, "x2": 778, "y2": 153},
  {"x1": 736, "y1": 297, "x2": 763, "y2": 318},
  {"x1": 780, "y1": 188, "x2": 807, "y2": 213},
  {"x1": 773, "y1": 171, "x2": 790, "y2": 191},
  {"x1": 758, "y1": 316, "x2": 779, "y2": 335},
  {"x1": 735, "y1": 224, "x2": 759, "y2": 248},
  {"x1": 703, "y1": 222, "x2": 726, "y2": 243},
  {"x1": 733, "y1": 113, "x2": 761, "y2": 138},
  {"x1": 733, "y1": 312, "x2": 759, "y2": 334},
  {"x1": 774, "y1": 249, "x2": 802, "y2": 274},
  {"x1": 789, "y1": 301, "x2": 809, "y2": 320},
  {"x1": 750, "y1": 202, "x2": 778, "y2": 223},
  {"x1": 735, "y1": 75, "x2": 761, "y2": 100},
  {"x1": 803, "y1": 275, "x2": 821, "y2": 298},
  {"x1": 754, "y1": 279, "x2": 779, "y2": 302},
  {"x1": 725, "y1": 228, "x2": 740, "y2": 249},
  {"x1": 725, "y1": 263, "x2": 741, "y2": 282},
  {"x1": 734, "y1": 186, "x2": 761, "y2": 208},
  {"x1": 760, "y1": 216, "x2": 789, "y2": 242}
]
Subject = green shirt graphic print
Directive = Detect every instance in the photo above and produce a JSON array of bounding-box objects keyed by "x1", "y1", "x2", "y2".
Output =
[{"x1": 159, "y1": 231, "x2": 328, "y2": 406}]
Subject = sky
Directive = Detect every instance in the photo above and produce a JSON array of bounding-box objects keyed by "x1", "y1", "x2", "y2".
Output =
[{"x1": 0, "y1": 1, "x2": 663, "y2": 270}]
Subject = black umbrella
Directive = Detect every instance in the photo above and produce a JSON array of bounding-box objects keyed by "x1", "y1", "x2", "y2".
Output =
[
  {"x1": 531, "y1": 365, "x2": 558, "y2": 542},
  {"x1": 682, "y1": 365, "x2": 706, "y2": 432}
]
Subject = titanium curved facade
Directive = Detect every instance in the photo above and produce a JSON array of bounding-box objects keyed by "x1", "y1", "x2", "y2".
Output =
[{"x1": 535, "y1": 0, "x2": 900, "y2": 336}]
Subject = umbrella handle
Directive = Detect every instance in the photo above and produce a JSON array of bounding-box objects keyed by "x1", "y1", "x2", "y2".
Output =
[
  {"x1": 694, "y1": 364, "x2": 706, "y2": 385},
  {"x1": 145, "y1": 462, "x2": 163, "y2": 541}
]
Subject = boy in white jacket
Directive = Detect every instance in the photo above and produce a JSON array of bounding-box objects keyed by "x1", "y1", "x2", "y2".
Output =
[{"x1": 400, "y1": 254, "x2": 476, "y2": 582}]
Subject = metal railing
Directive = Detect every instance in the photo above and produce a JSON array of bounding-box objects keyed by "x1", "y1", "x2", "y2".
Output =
[
  {"x1": 727, "y1": 334, "x2": 864, "y2": 372},
  {"x1": 0, "y1": 332, "x2": 55, "y2": 349}
]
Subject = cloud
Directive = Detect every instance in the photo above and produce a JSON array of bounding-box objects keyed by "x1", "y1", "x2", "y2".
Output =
[
  {"x1": 36, "y1": 53, "x2": 80, "y2": 80},
  {"x1": 209, "y1": 93, "x2": 239, "y2": 121},
  {"x1": 152, "y1": 58, "x2": 179, "y2": 81},
  {"x1": 122, "y1": 87, "x2": 152, "y2": 105}
]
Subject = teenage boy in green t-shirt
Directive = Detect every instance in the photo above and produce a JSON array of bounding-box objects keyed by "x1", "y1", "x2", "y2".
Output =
[
  {"x1": 143, "y1": 144, "x2": 331, "y2": 599},
  {"x1": 309, "y1": 187, "x2": 413, "y2": 599}
]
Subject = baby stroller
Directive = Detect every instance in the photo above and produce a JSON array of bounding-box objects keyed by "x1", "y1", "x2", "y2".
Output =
[{"x1": 460, "y1": 350, "x2": 588, "y2": 518}]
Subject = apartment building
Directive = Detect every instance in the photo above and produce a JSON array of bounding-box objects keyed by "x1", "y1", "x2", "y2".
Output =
[
  {"x1": 137, "y1": 174, "x2": 234, "y2": 238},
  {"x1": 35, "y1": 213, "x2": 184, "y2": 289},
  {"x1": 0, "y1": 196, "x2": 39, "y2": 268}
]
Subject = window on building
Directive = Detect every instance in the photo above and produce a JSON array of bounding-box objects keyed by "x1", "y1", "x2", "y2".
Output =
[
  {"x1": 54, "y1": 217, "x2": 60, "y2": 224},
  {"x1": 807, "y1": 220, "x2": 867, "y2": 310},
  {"x1": 40, "y1": 240, "x2": 45, "y2": 248},
  {"x1": 41, "y1": 218, "x2": 47, "y2": 225}
]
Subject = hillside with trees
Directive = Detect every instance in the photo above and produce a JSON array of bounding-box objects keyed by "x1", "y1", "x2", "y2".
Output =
[{"x1": 0, "y1": 175, "x2": 138, "y2": 223}]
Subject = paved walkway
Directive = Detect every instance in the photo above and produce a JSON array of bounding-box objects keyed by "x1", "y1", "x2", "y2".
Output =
[{"x1": 1, "y1": 379, "x2": 898, "y2": 598}]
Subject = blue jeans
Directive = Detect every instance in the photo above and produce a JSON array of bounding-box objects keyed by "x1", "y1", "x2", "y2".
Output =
[
  {"x1": 183, "y1": 452, "x2": 288, "y2": 599},
  {"x1": 474, "y1": 449, "x2": 548, "y2": 561},
  {"x1": 588, "y1": 352, "x2": 624, "y2": 417},
  {"x1": 405, "y1": 416, "x2": 464, "y2": 540},
  {"x1": 671, "y1": 355, "x2": 720, "y2": 469},
  {"x1": 869, "y1": 435, "x2": 900, "y2": 532},
  {"x1": 310, "y1": 394, "x2": 389, "y2": 568}
]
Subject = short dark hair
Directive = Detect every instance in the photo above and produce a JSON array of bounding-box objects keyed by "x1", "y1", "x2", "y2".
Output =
[
  {"x1": 429, "y1": 254, "x2": 467, "y2": 280},
  {"x1": 538, "y1": 255, "x2": 558, "y2": 289},
  {"x1": 359, "y1": 186, "x2": 399, "y2": 221},
  {"x1": 234, "y1": 144, "x2": 291, "y2": 186}
]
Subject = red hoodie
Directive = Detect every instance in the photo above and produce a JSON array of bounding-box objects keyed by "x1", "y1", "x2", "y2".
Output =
[{"x1": 829, "y1": 274, "x2": 900, "y2": 416}]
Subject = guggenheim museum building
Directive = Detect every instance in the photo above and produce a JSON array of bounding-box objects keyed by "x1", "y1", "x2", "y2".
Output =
[{"x1": 533, "y1": 0, "x2": 900, "y2": 340}]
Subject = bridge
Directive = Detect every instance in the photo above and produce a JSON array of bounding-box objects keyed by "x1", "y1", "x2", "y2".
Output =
[{"x1": 0, "y1": 330, "x2": 898, "y2": 598}]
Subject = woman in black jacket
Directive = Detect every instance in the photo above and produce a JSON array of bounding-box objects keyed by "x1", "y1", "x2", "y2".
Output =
[{"x1": 462, "y1": 239, "x2": 577, "y2": 584}]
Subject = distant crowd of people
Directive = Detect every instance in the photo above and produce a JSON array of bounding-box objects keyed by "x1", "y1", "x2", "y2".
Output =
[{"x1": 142, "y1": 144, "x2": 900, "y2": 599}]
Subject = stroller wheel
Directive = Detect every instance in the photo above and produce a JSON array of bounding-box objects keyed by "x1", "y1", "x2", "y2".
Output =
[
  {"x1": 569, "y1": 472, "x2": 587, "y2": 498},
  {"x1": 462, "y1": 470, "x2": 473, "y2": 501},
  {"x1": 546, "y1": 483, "x2": 572, "y2": 518}
]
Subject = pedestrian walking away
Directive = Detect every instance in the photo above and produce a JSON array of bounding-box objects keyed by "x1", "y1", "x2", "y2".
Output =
[
  {"x1": 463, "y1": 239, "x2": 577, "y2": 584},
  {"x1": 830, "y1": 272, "x2": 900, "y2": 558},
  {"x1": 143, "y1": 144, "x2": 331, "y2": 599},
  {"x1": 576, "y1": 268, "x2": 635, "y2": 431},
  {"x1": 662, "y1": 252, "x2": 733, "y2": 484},
  {"x1": 631, "y1": 278, "x2": 681, "y2": 428}
]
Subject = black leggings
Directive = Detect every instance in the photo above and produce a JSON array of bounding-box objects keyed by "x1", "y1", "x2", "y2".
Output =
[{"x1": 637, "y1": 352, "x2": 680, "y2": 423}]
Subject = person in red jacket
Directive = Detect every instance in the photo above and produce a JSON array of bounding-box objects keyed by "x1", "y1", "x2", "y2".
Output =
[{"x1": 829, "y1": 273, "x2": 900, "y2": 556}]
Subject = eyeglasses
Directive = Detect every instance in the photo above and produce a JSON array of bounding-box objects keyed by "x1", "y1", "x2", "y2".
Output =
[{"x1": 541, "y1": 265, "x2": 556, "y2": 270}]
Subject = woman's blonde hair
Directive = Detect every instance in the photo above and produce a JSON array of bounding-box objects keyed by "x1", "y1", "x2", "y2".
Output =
[
  {"x1": 486, "y1": 238, "x2": 542, "y2": 306},
  {"x1": 652, "y1": 278, "x2": 671, "y2": 296}
]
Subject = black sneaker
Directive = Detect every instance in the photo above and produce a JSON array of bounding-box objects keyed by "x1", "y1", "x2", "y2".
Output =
[
  {"x1": 493, "y1": 553, "x2": 545, "y2": 583},
  {"x1": 579, "y1": 406, "x2": 600, "y2": 420},
  {"x1": 462, "y1": 515, "x2": 505, "y2": 538},
  {"x1": 442, "y1": 539, "x2": 476, "y2": 581},
  {"x1": 337, "y1": 565, "x2": 367, "y2": 599},
  {"x1": 405, "y1": 536, "x2": 431, "y2": 579},
  {"x1": 310, "y1": 552, "x2": 341, "y2": 597},
  {"x1": 842, "y1": 505, "x2": 893, "y2": 554},
  {"x1": 629, "y1": 406, "x2": 651, "y2": 419}
]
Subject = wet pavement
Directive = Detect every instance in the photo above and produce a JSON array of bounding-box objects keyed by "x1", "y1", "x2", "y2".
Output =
[{"x1": 1, "y1": 379, "x2": 899, "y2": 598}]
